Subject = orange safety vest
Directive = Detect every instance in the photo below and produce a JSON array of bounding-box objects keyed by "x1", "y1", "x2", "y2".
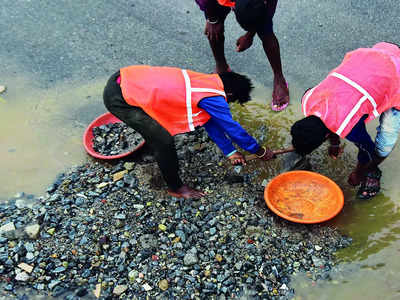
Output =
[
  {"x1": 217, "y1": 0, "x2": 236, "y2": 7},
  {"x1": 302, "y1": 42, "x2": 400, "y2": 138},
  {"x1": 119, "y1": 65, "x2": 227, "y2": 136}
]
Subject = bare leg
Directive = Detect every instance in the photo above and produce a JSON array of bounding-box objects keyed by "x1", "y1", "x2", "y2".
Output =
[
  {"x1": 260, "y1": 32, "x2": 289, "y2": 110},
  {"x1": 205, "y1": 22, "x2": 231, "y2": 73}
]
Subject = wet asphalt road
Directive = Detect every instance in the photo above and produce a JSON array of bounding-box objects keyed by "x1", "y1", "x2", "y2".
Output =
[{"x1": 1, "y1": 0, "x2": 398, "y2": 92}]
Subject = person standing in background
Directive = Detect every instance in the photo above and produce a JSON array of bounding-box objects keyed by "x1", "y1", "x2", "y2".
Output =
[{"x1": 195, "y1": 0, "x2": 290, "y2": 111}]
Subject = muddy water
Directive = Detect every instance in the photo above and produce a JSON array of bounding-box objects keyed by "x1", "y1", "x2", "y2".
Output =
[
  {"x1": 0, "y1": 75, "x2": 106, "y2": 202},
  {"x1": 1, "y1": 78, "x2": 400, "y2": 299}
]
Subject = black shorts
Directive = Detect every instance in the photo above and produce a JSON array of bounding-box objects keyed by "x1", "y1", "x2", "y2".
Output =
[{"x1": 202, "y1": 0, "x2": 277, "y2": 36}]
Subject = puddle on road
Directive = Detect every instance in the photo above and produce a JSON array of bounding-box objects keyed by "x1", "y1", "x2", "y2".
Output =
[
  {"x1": 0, "y1": 77, "x2": 400, "y2": 299},
  {"x1": 0, "y1": 75, "x2": 106, "y2": 201}
]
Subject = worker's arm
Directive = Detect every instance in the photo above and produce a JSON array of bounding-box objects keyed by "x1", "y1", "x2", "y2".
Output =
[
  {"x1": 195, "y1": 0, "x2": 220, "y2": 21},
  {"x1": 202, "y1": 117, "x2": 238, "y2": 157},
  {"x1": 198, "y1": 96, "x2": 261, "y2": 154},
  {"x1": 344, "y1": 115, "x2": 376, "y2": 163}
]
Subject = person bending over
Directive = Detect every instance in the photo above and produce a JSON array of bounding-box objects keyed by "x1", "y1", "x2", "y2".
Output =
[
  {"x1": 290, "y1": 42, "x2": 400, "y2": 199},
  {"x1": 103, "y1": 65, "x2": 275, "y2": 199}
]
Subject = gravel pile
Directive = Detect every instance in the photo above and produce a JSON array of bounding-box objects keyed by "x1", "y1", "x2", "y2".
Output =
[
  {"x1": 92, "y1": 123, "x2": 144, "y2": 156},
  {"x1": 0, "y1": 129, "x2": 351, "y2": 299}
]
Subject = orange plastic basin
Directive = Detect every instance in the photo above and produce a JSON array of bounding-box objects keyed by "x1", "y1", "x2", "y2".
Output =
[
  {"x1": 83, "y1": 112, "x2": 145, "y2": 160},
  {"x1": 264, "y1": 171, "x2": 344, "y2": 224}
]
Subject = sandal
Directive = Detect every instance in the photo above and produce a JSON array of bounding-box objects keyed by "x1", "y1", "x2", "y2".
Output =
[{"x1": 357, "y1": 168, "x2": 382, "y2": 200}]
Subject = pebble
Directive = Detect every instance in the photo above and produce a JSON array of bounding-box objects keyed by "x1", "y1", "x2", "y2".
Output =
[
  {"x1": 24, "y1": 224, "x2": 40, "y2": 239},
  {"x1": 113, "y1": 284, "x2": 128, "y2": 295},
  {"x1": 0, "y1": 85, "x2": 5, "y2": 94},
  {"x1": 93, "y1": 283, "x2": 101, "y2": 298},
  {"x1": 18, "y1": 263, "x2": 33, "y2": 273},
  {"x1": 124, "y1": 162, "x2": 135, "y2": 170},
  {"x1": 15, "y1": 272, "x2": 30, "y2": 282},
  {"x1": 142, "y1": 283, "x2": 153, "y2": 291},
  {"x1": 0, "y1": 222, "x2": 16, "y2": 233},
  {"x1": 113, "y1": 170, "x2": 128, "y2": 182},
  {"x1": 158, "y1": 279, "x2": 169, "y2": 291},
  {"x1": 184, "y1": 252, "x2": 198, "y2": 266},
  {"x1": 134, "y1": 204, "x2": 144, "y2": 210}
]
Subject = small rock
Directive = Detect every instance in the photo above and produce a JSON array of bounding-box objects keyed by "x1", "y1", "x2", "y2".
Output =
[
  {"x1": 158, "y1": 224, "x2": 167, "y2": 231},
  {"x1": 215, "y1": 254, "x2": 223, "y2": 262},
  {"x1": 234, "y1": 166, "x2": 242, "y2": 174},
  {"x1": 24, "y1": 224, "x2": 40, "y2": 239},
  {"x1": 93, "y1": 283, "x2": 101, "y2": 298},
  {"x1": 315, "y1": 245, "x2": 322, "y2": 251},
  {"x1": 312, "y1": 256, "x2": 324, "y2": 267},
  {"x1": 96, "y1": 182, "x2": 109, "y2": 189},
  {"x1": 158, "y1": 279, "x2": 169, "y2": 291},
  {"x1": 128, "y1": 270, "x2": 138, "y2": 282},
  {"x1": 48, "y1": 280, "x2": 61, "y2": 290},
  {"x1": 184, "y1": 252, "x2": 198, "y2": 266},
  {"x1": 124, "y1": 162, "x2": 135, "y2": 170},
  {"x1": 18, "y1": 263, "x2": 33, "y2": 273},
  {"x1": 113, "y1": 285, "x2": 127, "y2": 295},
  {"x1": 280, "y1": 283, "x2": 289, "y2": 290},
  {"x1": 114, "y1": 213, "x2": 126, "y2": 220},
  {"x1": 142, "y1": 283, "x2": 152, "y2": 291},
  {"x1": 15, "y1": 272, "x2": 29, "y2": 282},
  {"x1": 53, "y1": 266, "x2": 66, "y2": 273},
  {"x1": 113, "y1": 170, "x2": 128, "y2": 182},
  {"x1": 0, "y1": 222, "x2": 16, "y2": 233},
  {"x1": 133, "y1": 204, "x2": 144, "y2": 210},
  {"x1": 0, "y1": 85, "x2": 5, "y2": 94},
  {"x1": 47, "y1": 228, "x2": 55, "y2": 235}
]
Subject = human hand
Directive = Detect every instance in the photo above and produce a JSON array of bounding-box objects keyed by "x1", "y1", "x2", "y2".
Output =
[
  {"x1": 204, "y1": 21, "x2": 224, "y2": 42},
  {"x1": 328, "y1": 144, "x2": 343, "y2": 160},
  {"x1": 257, "y1": 147, "x2": 276, "y2": 161},
  {"x1": 228, "y1": 152, "x2": 246, "y2": 165},
  {"x1": 236, "y1": 32, "x2": 254, "y2": 52}
]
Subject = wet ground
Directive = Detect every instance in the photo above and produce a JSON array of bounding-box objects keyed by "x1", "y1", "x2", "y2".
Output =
[{"x1": 1, "y1": 0, "x2": 400, "y2": 299}]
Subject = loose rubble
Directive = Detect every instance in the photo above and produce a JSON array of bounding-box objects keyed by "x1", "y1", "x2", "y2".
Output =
[
  {"x1": 0, "y1": 128, "x2": 351, "y2": 299},
  {"x1": 92, "y1": 123, "x2": 144, "y2": 156}
]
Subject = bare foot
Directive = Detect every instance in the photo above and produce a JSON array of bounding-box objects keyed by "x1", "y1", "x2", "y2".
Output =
[
  {"x1": 167, "y1": 185, "x2": 206, "y2": 199},
  {"x1": 271, "y1": 76, "x2": 289, "y2": 111},
  {"x1": 236, "y1": 33, "x2": 254, "y2": 52}
]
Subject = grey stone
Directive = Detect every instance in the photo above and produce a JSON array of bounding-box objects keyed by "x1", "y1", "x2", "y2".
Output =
[{"x1": 24, "y1": 224, "x2": 40, "y2": 239}]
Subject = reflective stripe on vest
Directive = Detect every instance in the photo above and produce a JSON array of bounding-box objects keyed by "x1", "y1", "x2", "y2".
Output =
[
  {"x1": 182, "y1": 69, "x2": 226, "y2": 131},
  {"x1": 329, "y1": 72, "x2": 379, "y2": 135},
  {"x1": 302, "y1": 87, "x2": 316, "y2": 116}
]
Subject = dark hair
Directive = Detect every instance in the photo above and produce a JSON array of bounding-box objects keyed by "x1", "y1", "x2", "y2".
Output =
[
  {"x1": 234, "y1": 0, "x2": 267, "y2": 32},
  {"x1": 290, "y1": 116, "x2": 330, "y2": 155},
  {"x1": 219, "y1": 71, "x2": 254, "y2": 104},
  {"x1": 382, "y1": 41, "x2": 400, "y2": 48}
]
